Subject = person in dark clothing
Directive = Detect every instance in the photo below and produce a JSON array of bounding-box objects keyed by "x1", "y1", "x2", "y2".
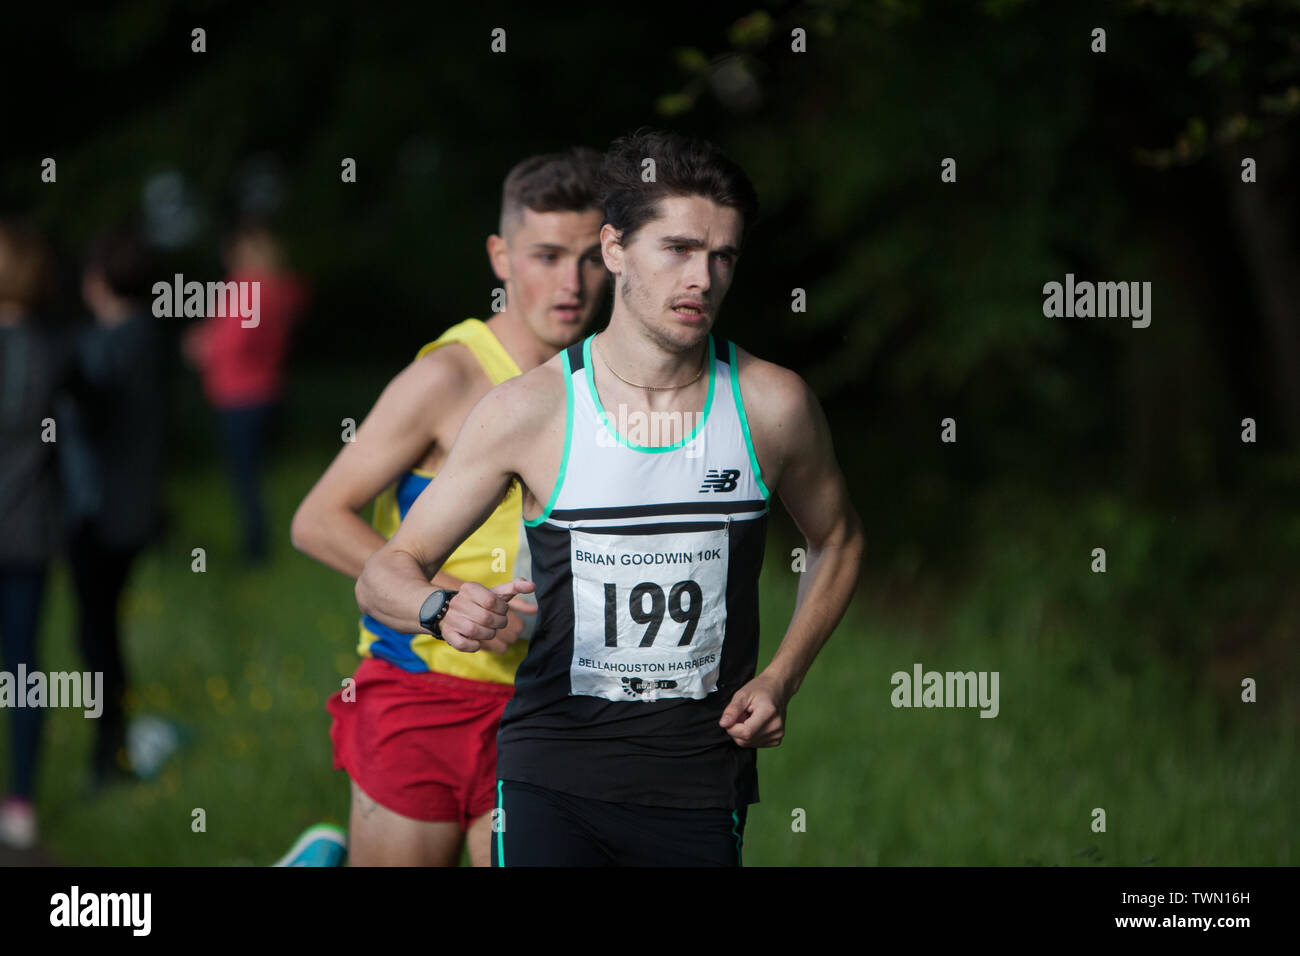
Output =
[
  {"x1": 0, "y1": 221, "x2": 62, "y2": 849},
  {"x1": 65, "y1": 227, "x2": 169, "y2": 787}
]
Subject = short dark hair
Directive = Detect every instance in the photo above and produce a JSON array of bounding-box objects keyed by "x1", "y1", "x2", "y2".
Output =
[
  {"x1": 600, "y1": 128, "x2": 759, "y2": 248},
  {"x1": 85, "y1": 225, "x2": 152, "y2": 301},
  {"x1": 500, "y1": 147, "x2": 604, "y2": 234}
]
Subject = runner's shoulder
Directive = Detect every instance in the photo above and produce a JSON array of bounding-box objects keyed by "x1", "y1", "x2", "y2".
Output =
[
  {"x1": 468, "y1": 350, "x2": 567, "y2": 434},
  {"x1": 364, "y1": 341, "x2": 484, "y2": 441},
  {"x1": 731, "y1": 343, "x2": 817, "y2": 430},
  {"x1": 408, "y1": 340, "x2": 481, "y2": 398}
]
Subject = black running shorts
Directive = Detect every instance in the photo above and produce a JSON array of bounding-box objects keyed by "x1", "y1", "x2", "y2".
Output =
[{"x1": 491, "y1": 778, "x2": 747, "y2": 867}]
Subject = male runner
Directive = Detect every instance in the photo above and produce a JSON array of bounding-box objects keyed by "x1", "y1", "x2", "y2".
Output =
[
  {"x1": 356, "y1": 129, "x2": 864, "y2": 866},
  {"x1": 290, "y1": 148, "x2": 607, "y2": 866}
]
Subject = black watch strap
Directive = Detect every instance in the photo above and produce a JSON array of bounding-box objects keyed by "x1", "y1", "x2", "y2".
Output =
[{"x1": 418, "y1": 589, "x2": 458, "y2": 639}]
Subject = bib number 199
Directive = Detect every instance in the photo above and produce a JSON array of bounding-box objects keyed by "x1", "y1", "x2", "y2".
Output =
[
  {"x1": 568, "y1": 526, "x2": 728, "y2": 701},
  {"x1": 603, "y1": 580, "x2": 702, "y2": 647}
]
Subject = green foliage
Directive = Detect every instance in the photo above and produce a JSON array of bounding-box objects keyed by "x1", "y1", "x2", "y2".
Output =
[{"x1": 728, "y1": 11, "x2": 775, "y2": 49}]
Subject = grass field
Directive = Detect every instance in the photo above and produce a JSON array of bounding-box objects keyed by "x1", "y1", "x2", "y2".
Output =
[{"x1": 3, "y1": 371, "x2": 1294, "y2": 866}]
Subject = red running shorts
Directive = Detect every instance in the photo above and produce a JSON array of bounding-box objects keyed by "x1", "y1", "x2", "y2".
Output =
[{"x1": 327, "y1": 656, "x2": 515, "y2": 829}]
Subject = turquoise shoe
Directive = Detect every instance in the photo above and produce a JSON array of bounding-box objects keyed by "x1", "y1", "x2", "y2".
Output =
[{"x1": 273, "y1": 824, "x2": 348, "y2": 867}]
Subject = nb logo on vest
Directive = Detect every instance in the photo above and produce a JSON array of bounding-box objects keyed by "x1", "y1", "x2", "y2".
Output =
[{"x1": 699, "y1": 468, "x2": 740, "y2": 493}]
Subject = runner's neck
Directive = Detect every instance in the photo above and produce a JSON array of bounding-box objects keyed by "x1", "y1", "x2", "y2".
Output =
[
  {"x1": 591, "y1": 327, "x2": 711, "y2": 417},
  {"x1": 486, "y1": 310, "x2": 562, "y2": 373}
]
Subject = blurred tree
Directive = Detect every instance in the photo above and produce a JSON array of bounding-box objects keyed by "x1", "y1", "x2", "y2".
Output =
[{"x1": 654, "y1": 0, "x2": 1299, "y2": 496}]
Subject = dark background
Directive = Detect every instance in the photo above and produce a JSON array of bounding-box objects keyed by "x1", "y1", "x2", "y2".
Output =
[{"x1": 0, "y1": 0, "x2": 1296, "y2": 865}]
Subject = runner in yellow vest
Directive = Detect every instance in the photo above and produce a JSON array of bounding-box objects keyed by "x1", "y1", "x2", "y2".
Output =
[
  {"x1": 289, "y1": 149, "x2": 607, "y2": 866},
  {"x1": 358, "y1": 319, "x2": 532, "y2": 682}
]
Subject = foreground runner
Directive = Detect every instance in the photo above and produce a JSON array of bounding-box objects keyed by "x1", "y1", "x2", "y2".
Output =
[
  {"x1": 356, "y1": 129, "x2": 864, "y2": 866},
  {"x1": 290, "y1": 148, "x2": 606, "y2": 866}
]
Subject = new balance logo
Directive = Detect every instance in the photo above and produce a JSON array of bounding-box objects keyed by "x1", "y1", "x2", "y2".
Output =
[{"x1": 699, "y1": 468, "x2": 740, "y2": 493}]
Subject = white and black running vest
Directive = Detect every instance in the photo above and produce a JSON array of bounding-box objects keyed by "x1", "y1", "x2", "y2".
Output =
[{"x1": 496, "y1": 331, "x2": 771, "y2": 809}]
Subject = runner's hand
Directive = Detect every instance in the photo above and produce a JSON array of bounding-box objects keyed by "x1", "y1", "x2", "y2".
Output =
[
  {"x1": 481, "y1": 596, "x2": 538, "y2": 653},
  {"x1": 719, "y1": 672, "x2": 790, "y2": 748},
  {"x1": 439, "y1": 578, "x2": 535, "y2": 654}
]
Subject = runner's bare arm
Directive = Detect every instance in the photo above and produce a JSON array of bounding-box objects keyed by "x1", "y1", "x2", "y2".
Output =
[
  {"x1": 290, "y1": 347, "x2": 476, "y2": 581},
  {"x1": 741, "y1": 352, "x2": 864, "y2": 701},
  {"x1": 355, "y1": 372, "x2": 554, "y2": 645}
]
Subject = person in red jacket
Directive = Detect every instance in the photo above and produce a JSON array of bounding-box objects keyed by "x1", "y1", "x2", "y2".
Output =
[{"x1": 184, "y1": 225, "x2": 308, "y2": 562}]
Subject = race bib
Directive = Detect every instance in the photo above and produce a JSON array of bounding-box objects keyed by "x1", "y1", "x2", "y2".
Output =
[{"x1": 569, "y1": 525, "x2": 729, "y2": 702}]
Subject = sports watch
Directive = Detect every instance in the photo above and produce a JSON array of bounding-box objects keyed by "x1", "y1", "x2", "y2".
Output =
[{"x1": 418, "y1": 588, "x2": 458, "y2": 639}]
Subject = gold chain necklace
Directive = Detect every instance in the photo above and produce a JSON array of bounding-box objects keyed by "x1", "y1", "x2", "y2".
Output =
[{"x1": 595, "y1": 334, "x2": 706, "y2": 391}]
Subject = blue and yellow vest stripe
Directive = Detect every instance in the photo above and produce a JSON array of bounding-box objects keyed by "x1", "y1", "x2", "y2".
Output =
[{"x1": 358, "y1": 318, "x2": 528, "y2": 684}]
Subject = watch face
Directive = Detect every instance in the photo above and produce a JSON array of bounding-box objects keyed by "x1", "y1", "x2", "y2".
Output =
[{"x1": 421, "y1": 590, "x2": 447, "y2": 630}]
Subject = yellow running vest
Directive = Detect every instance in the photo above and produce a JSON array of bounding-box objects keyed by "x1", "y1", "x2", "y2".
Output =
[{"x1": 356, "y1": 318, "x2": 529, "y2": 683}]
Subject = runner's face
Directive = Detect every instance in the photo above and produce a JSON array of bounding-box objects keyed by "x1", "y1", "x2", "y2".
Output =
[
  {"x1": 615, "y1": 195, "x2": 742, "y2": 353},
  {"x1": 504, "y1": 208, "x2": 607, "y2": 349}
]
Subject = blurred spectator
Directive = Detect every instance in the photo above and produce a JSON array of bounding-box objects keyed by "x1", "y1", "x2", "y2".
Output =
[
  {"x1": 183, "y1": 225, "x2": 307, "y2": 562},
  {"x1": 0, "y1": 221, "x2": 61, "y2": 849},
  {"x1": 66, "y1": 225, "x2": 169, "y2": 788}
]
